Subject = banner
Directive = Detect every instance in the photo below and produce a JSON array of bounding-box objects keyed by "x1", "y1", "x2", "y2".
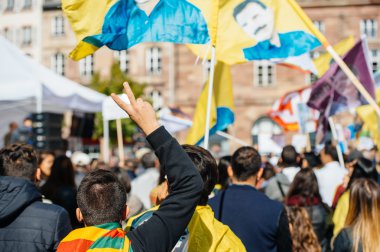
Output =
[{"x1": 307, "y1": 39, "x2": 376, "y2": 143}]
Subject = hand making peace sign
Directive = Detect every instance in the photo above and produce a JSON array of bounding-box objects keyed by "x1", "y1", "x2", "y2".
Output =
[{"x1": 111, "y1": 82, "x2": 160, "y2": 136}]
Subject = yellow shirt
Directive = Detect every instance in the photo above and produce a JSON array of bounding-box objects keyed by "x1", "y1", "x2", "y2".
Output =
[{"x1": 332, "y1": 190, "x2": 350, "y2": 237}]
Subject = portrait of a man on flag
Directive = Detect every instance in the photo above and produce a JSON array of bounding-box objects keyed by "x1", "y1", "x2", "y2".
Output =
[{"x1": 233, "y1": 0, "x2": 320, "y2": 61}]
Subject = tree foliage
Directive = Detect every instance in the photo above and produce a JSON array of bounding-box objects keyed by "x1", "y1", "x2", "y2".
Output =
[{"x1": 90, "y1": 61, "x2": 146, "y2": 145}]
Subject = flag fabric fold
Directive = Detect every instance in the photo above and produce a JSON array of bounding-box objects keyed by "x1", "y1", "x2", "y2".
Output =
[
  {"x1": 186, "y1": 62, "x2": 234, "y2": 145},
  {"x1": 313, "y1": 36, "x2": 355, "y2": 77},
  {"x1": 269, "y1": 87, "x2": 318, "y2": 132},
  {"x1": 62, "y1": 0, "x2": 210, "y2": 60},
  {"x1": 307, "y1": 39, "x2": 376, "y2": 143},
  {"x1": 57, "y1": 222, "x2": 131, "y2": 252}
]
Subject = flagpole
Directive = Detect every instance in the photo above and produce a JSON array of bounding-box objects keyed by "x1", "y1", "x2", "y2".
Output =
[
  {"x1": 216, "y1": 130, "x2": 248, "y2": 146},
  {"x1": 328, "y1": 117, "x2": 345, "y2": 168},
  {"x1": 203, "y1": 46, "x2": 217, "y2": 150},
  {"x1": 116, "y1": 118, "x2": 125, "y2": 167},
  {"x1": 326, "y1": 46, "x2": 380, "y2": 117},
  {"x1": 103, "y1": 119, "x2": 110, "y2": 163}
]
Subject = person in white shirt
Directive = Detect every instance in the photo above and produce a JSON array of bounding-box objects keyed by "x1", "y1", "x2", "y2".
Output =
[
  {"x1": 265, "y1": 145, "x2": 301, "y2": 201},
  {"x1": 315, "y1": 144, "x2": 348, "y2": 207},
  {"x1": 131, "y1": 151, "x2": 160, "y2": 209}
]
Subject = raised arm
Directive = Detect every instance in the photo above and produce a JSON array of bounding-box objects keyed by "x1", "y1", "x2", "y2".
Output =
[{"x1": 111, "y1": 84, "x2": 203, "y2": 252}]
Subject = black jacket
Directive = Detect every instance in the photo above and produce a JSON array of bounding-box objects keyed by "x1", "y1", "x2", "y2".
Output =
[
  {"x1": 0, "y1": 176, "x2": 72, "y2": 252},
  {"x1": 333, "y1": 228, "x2": 363, "y2": 252}
]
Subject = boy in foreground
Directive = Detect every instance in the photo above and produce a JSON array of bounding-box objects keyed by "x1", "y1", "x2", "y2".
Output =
[{"x1": 57, "y1": 83, "x2": 203, "y2": 252}]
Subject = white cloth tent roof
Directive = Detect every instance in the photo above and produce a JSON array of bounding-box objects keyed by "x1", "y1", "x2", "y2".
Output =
[{"x1": 0, "y1": 36, "x2": 106, "y2": 147}]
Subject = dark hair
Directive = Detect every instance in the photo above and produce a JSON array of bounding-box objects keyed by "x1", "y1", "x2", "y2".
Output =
[
  {"x1": 38, "y1": 151, "x2": 55, "y2": 166},
  {"x1": 141, "y1": 151, "x2": 157, "y2": 169},
  {"x1": 323, "y1": 144, "x2": 338, "y2": 162},
  {"x1": 217, "y1": 156, "x2": 231, "y2": 189},
  {"x1": 262, "y1": 162, "x2": 276, "y2": 180},
  {"x1": 182, "y1": 145, "x2": 218, "y2": 206},
  {"x1": 0, "y1": 143, "x2": 37, "y2": 181},
  {"x1": 77, "y1": 169, "x2": 126, "y2": 226},
  {"x1": 302, "y1": 152, "x2": 321, "y2": 169},
  {"x1": 112, "y1": 167, "x2": 132, "y2": 194},
  {"x1": 286, "y1": 168, "x2": 322, "y2": 206},
  {"x1": 233, "y1": 0, "x2": 266, "y2": 20},
  {"x1": 231, "y1": 146, "x2": 261, "y2": 181},
  {"x1": 347, "y1": 157, "x2": 378, "y2": 191},
  {"x1": 41, "y1": 156, "x2": 76, "y2": 200},
  {"x1": 280, "y1": 145, "x2": 299, "y2": 167}
]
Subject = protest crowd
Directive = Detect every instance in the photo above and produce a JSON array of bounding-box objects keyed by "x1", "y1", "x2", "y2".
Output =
[
  {"x1": 0, "y1": 83, "x2": 379, "y2": 252},
  {"x1": 1, "y1": 0, "x2": 380, "y2": 251}
]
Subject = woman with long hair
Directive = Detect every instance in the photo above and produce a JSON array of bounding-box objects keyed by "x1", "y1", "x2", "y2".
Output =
[
  {"x1": 287, "y1": 206, "x2": 322, "y2": 252},
  {"x1": 285, "y1": 168, "x2": 330, "y2": 248},
  {"x1": 41, "y1": 156, "x2": 81, "y2": 228},
  {"x1": 333, "y1": 179, "x2": 380, "y2": 252},
  {"x1": 332, "y1": 157, "x2": 378, "y2": 237}
]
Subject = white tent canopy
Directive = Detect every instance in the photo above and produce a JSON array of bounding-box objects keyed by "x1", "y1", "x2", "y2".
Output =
[{"x1": 0, "y1": 36, "x2": 106, "y2": 146}]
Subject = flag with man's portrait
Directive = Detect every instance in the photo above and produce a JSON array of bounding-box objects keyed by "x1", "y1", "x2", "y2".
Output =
[{"x1": 189, "y1": 0, "x2": 326, "y2": 73}]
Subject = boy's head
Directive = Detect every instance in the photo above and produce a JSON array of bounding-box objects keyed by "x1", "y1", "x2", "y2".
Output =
[
  {"x1": 0, "y1": 143, "x2": 39, "y2": 182},
  {"x1": 182, "y1": 145, "x2": 217, "y2": 206},
  {"x1": 280, "y1": 145, "x2": 299, "y2": 168},
  {"x1": 230, "y1": 146, "x2": 262, "y2": 182},
  {"x1": 76, "y1": 169, "x2": 128, "y2": 226}
]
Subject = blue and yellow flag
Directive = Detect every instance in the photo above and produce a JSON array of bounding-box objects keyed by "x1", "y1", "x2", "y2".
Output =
[
  {"x1": 189, "y1": 0, "x2": 327, "y2": 65},
  {"x1": 62, "y1": 0, "x2": 210, "y2": 60},
  {"x1": 186, "y1": 62, "x2": 234, "y2": 145}
]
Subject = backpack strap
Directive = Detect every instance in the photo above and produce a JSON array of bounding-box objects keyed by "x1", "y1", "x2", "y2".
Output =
[{"x1": 276, "y1": 178, "x2": 286, "y2": 198}]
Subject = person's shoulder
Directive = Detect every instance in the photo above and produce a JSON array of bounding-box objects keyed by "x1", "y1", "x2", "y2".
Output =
[
  {"x1": 30, "y1": 201, "x2": 69, "y2": 217},
  {"x1": 334, "y1": 227, "x2": 353, "y2": 249}
]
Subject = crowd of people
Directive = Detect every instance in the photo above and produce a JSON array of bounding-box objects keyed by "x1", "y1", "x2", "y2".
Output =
[{"x1": 1, "y1": 83, "x2": 380, "y2": 252}]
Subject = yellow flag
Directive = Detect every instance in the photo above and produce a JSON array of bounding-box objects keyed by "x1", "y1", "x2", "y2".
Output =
[
  {"x1": 356, "y1": 88, "x2": 380, "y2": 147},
  {"x1": 189, "y1": 0, "x2": 328, "y2": 65},
  {"x1": 186, "y1": 62, "x2": 234, "y2": 145},
  {"x1": 313, "y1": 36, "x2": 355, "y2": 77}
]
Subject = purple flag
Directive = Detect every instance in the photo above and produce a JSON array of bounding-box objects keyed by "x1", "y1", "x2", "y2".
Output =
[{"x1": 307, "y1": 39, "x2": 376, "y2": 143}]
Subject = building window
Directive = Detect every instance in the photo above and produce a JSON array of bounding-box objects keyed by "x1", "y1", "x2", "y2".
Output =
[
  {"x1": 254, "y1": 61, "x2": 275, "y2": 87},
  {"x1": 23, "y1": 0, "x2": 32, "y2": 9},
  {"x1": 52, "y1": 16, "x2": 65, "y2": 36},
  {"x1": 80, "y1": 55, "x2": 94, "y2": 77},
  {"x1": 52, "y1": 53, "x2": 65, "y2": 76},
  {"x1": 21, "y1": 26, "x2": 32, "y2": 46},
  {"x1": 370, "y1": 49, "x2": 380, "y2": 73},
  {"x1": 6, "y1": 0, "x2": 14, "y2": 10},
  {"x1": 313, "y1": 20, "x2": 325, "y2": 34},
  {"x1": 361, "y1": 19, "x2": 377, "y2": 38},
  {"x1": 3, "y1": 28, "x2": 12, "y2": 41},
  {"x1": 202, "y1": 59, "x2": 213, "y2": 81},
  {"x1": 115, "y1": 50, "x2": 129, "y2": 73},
  {"x1": 146, "y1": 47, "x2": 162, "y2": 74},
  {"x1": 149, "y1": 90, "x2": 163, "y2": 111}
]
